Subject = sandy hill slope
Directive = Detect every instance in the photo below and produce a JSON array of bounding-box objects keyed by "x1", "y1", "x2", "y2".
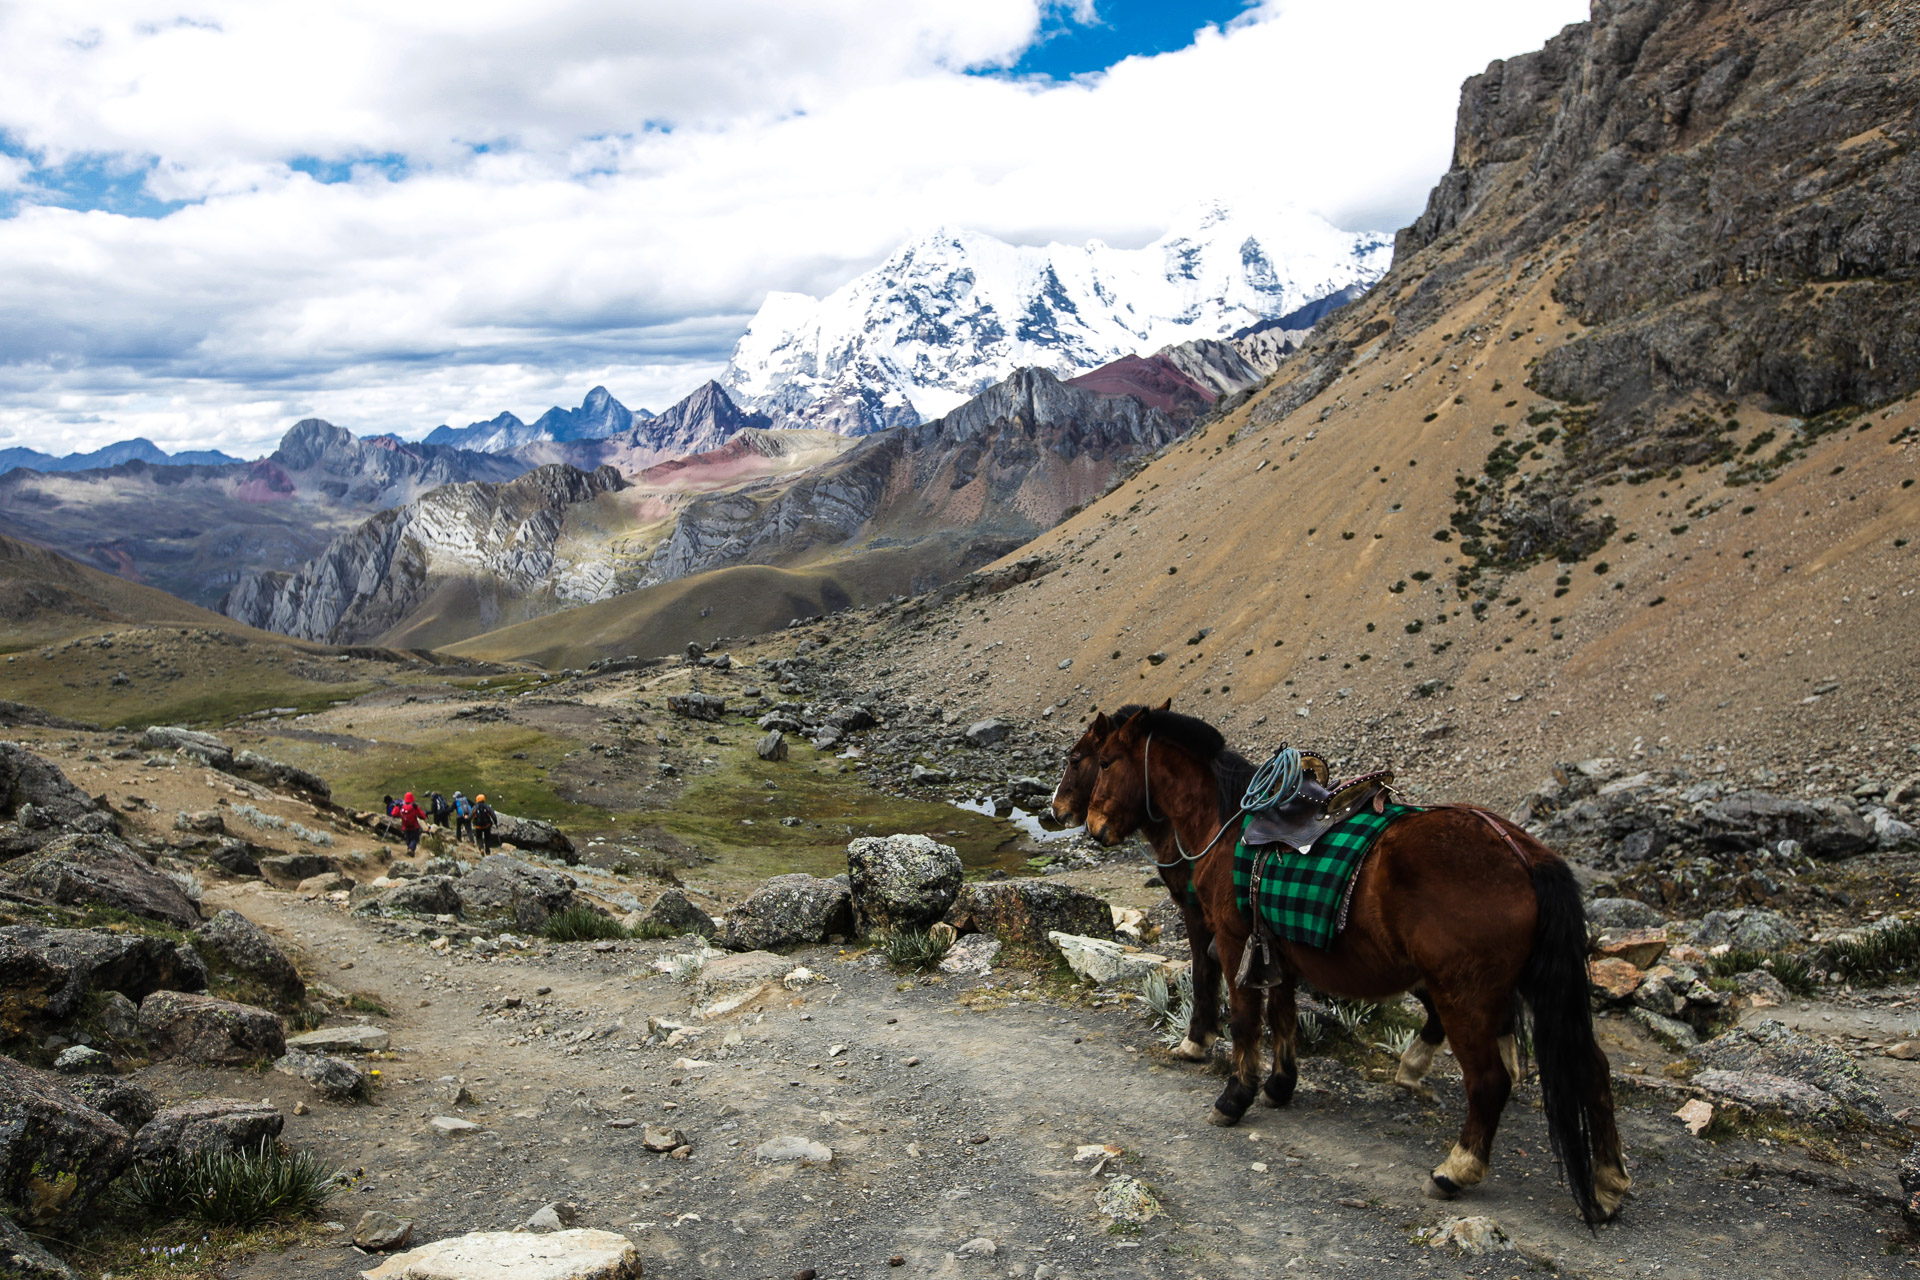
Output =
[
  {"x1": 0, "y1": 532, "x2": 260, "y2": 647},
  {"x1": 831, "y1": 0, "x2": 1920, "y2": 801}
]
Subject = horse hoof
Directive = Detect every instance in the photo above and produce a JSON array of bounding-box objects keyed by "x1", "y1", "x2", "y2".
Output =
[
  {"x1": 1424, "y1": 1175, "x2": 1460, "y2": 1201},
  {"x1": 1173, "y1": 1038, "x2": 1210, "y2": 1062},
  {"x1": 1393, "y1": 1080, "x2": 1437, "y2": 1104},
  {"x1": 1206, "y1": 1107, "x2": 1241, "y2": 1128}
]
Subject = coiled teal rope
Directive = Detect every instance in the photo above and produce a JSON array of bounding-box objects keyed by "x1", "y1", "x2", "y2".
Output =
[{"x1": 1242, "y1": 745, "x2": 1303, "y2": 812}]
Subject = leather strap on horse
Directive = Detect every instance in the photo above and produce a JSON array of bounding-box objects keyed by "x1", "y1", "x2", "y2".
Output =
[{"x1": 1450, "y1": 805, "x2": 1534, "y2": 874}]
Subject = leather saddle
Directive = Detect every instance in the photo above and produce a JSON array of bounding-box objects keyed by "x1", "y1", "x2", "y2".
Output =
[{"x1": 1240, "y1": 763, "x2": 1395, "y2": 856}]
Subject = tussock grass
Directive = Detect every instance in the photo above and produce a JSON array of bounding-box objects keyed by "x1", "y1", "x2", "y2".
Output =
[
  {"x1": 880, "y1": 927, "x2": 952, "y2": 972},
  {"x1": 118, "y1": 1142, "x2": 337, "y2": 1229},
  {"x1": 541, "y1": 906, "x2": 628, "y2": 942},
  {"x1": 1708, "y1": 948, "x2": 1817, "y2": 996},
  {"x1": 1817, "y1": 919, "x2": 1920, "y2": 986}
]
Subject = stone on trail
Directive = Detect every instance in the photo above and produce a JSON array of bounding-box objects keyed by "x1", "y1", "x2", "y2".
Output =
[
  {"x1": 0, "y1": 833, "x2": 201, "y2": 928},
  {"x1": 288, "y1": 1024, "x2": 391, "y2": 1053},
  {"x1": 191, "y1": 908, "x2": 305, "y2": 1008},
  {"x1": 137, "y1": 990, "x2": 286, "y2": 1065},
  {"x1": 755, "y1": 1136, "x2": 832, "y2": 1164},
  {"x1": 1901, "y1": 1142, "x2": 1920, "y2": 1226},
  {"x1": 945, "y1": 879, "x2": 1114, "y2": 944},
  {"x1": 1049, "y1": 933, "x2": 1167, "y2": 986},
  {"x1": 524, "y1": 1202, "x2": 579, "y2": 1232},
  {"x1": 354, "y1": 1210, "x2": 414, "y2": 1251},
  {"x1": 276, "y1": 1049, "x2": 371, "y2": 1101},
  {"x1": 955, "y1": 1237, "x2": 998, "y2": 1258},
  {"x1": 458, "y1": 855, "x2": 583, "y2": 931},
  {"x1": 847, "y1": 833, "x2": 962, "y2": 932},
  {"x1": 641, "y1": 887, "x2": 716, "y2": 938},
  {"x1": 360, "y1": 1228, "x2": 640, "y2": 1280},
  {"x1": 1674, "y1": 1098, "x2": 1713, "y2": 1136},
  {"x1": 429, "y1": 1116, "x2": 482, "y2": 1136},
  {"x1": 1095, "y1": 1174, "x2": 1160, "y2": 1224},
  {"x1": 1732, "y1": 968, "x2": 1789, "y2": 1009},
  {"x1": 642, "y1": 1125, "x2": 687, "y2": 1153},
  {"x1": 1690, "y1": 1069, "x2": 1843, "y2": 1120},
  {"x1": 1427, "y1": 1216, "x2": 1514, "y2": 1256},
  {"x1": 0, "y1": 1055, "x2": 130, "y2": 1231},
  {"x1": 367, "y1": 875, "x2": 463, "y2": 917},
  {"x1": 131, "y1": 1099, "x2": 282, "y2": 1165},
  {"x1": 259, "y1": 851, "x2": 343, "y2": 889},
  {"x1": 719, "y1": 874, "x2": 853, "y2": 951},
  {"x1": 1690, "y1": 1018, "x2": 1887, "y2": 1120},
  {"x1": 939, "y1": 933, "x2": 1000, "y2": 976}
]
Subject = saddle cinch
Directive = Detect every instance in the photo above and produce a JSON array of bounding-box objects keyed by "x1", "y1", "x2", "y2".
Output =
[{"x1": 1239, "y1": 752, "x2": 1396, "y2": 856}]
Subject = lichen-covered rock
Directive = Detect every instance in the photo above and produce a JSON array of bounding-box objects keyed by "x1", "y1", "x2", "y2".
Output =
[
  {"x1": 719, "y1": 874, "x2": 853, "y2": 952},
  {"x1": 1690, "y1": 1018, "x2": 1886, "y2": 1121},
  {"x1": 275, "y1": 1049, "x2": 370, "y2": 1101},
  {"x1": 0, "y1": 1212, "x2": 75, "y2": 1278},
  {"x1": 847, "y1": 834, "x2": 962, "y2": 932},
  {"x1": 755, "y1": 730, "x2": 788, "y2": 762},
  {"x1": 137, "y1": 726, "x2": 232, "y2": 768},
  {"x1": 363, "y1": 875, "x2": 462, "y2": 918},
  {"x1": 258, "y1": 852, "x2": 342, "y2": 889},
  {"x1": 492, "y1": 814, "x2": 577, "y2": 864},
  {"x1": 641, "y1": 888, "x2": 716, "y2": 938},
  {"x1": 191, "y1": 910, "x2": 304, "y2": 1009},
  {"x1": 945, "y1": 879, "x2": 1114, "y2": 944},
  {"x1": 0, "y1": 1055, "x2": 130, "y2": 1231},
  {"x1": 130, "y1": 1099, "x2": 282, "y2": 1165},
  {"x1": 208, "y1": 839, "x2": 262, "y2": 877},
  {"x1": 0, "y1": 744, "x2": 113, "y2": 858},
  {"x1": 456, "y1": 855, "x2": 580, "y2": 930},
  {"x1": 137, "y1": 991, "x2": 286, "y2": 1065},
  {"x1": 1050, "y1": 933, "x2": 1167, "y2": 986},
  {"x1": 667, "y1": 692, "x2": 727, "y2": 722},
  {"x1": 1585, "y1": 896, "x2": 1666, "y2": 933},
  {"x1": 65, "y1": 1077, "x2": 156, "y2": 1133},
  {"x1": 1900, "y1": 1141, "x2": 1920, "y2": 1226},
  {"x1": 173, "y1": 810, "x2": 226, "y2": 836},
  {"x1": 0, "y1": 925, "x2": 207, "y2": 1031},
  {"x1": 0, "y1": 834, "x2": 200, "y2": 928},
  {"x1": 228, "y1": 750, "x2": 331, "y2": 803},
  {"x1": 1686, "y1": 909, "x2": 1803, "y2": 952}
]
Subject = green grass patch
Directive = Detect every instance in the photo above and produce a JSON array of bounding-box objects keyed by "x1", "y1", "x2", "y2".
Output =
[
  {"x1": 115, "y1": 1142, "x2": 338, "y2": 1229},
  {"x1": 1817, "y1": 920, "x2": 1920, "y2": 986},
  {"x1": 1707, "y1": 948, "x2": 1817, "y2": 996},
  {"x1": 542, "y1": 906, "x2": 630, "y2": 942},
  {"x1": 879, "y1": 927, "x2": 953, "y2": 972}
]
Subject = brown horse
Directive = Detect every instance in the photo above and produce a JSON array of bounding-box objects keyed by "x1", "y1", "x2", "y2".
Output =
[{"x1": 1082, "y1": 706, "x2": 1628, "y2": 1224}]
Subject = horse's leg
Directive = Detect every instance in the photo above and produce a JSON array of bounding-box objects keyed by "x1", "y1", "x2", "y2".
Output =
[
  {"x1": 1394, "y1": 987, "x2": 1446, "y2": 1100},
  {"x1": 1206, "y1": 939, "x2": 1264, "y2": 1127},
  {"x1": 1260, "y1": 978, "x2": 1298, "y2": 1107},
  {"x1": 1587, "y1": 1039, "x2": 1632, "y2": 1219},
  {"x1": 1174, "y1": 899, "x2": 1221, "y2": 1061},
  {"x1": 1424, "y1": 997, "x2": 1510, "y2": 1200}
]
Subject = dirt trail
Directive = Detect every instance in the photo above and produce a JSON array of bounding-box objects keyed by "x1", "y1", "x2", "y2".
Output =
[{"x1": 164, "y1": 885, "x2": 1916, "y2": 1280}]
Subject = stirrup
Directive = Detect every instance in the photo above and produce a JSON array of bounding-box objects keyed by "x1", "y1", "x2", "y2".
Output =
[{"x1": 1235, "y1": 934, "x2": 1286, "y2": 990}]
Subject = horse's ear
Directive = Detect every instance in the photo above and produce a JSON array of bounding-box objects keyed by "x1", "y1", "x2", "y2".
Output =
[
  {"x1": 1090, "y1": 711, "x2": 1110, "y2": 733},
  {"x1": 1155, "y1": 698, "x2": 1171, "y2": 711}
]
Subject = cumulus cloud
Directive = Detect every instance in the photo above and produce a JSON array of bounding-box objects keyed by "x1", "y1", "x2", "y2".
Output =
[{"x1": 0, "y1": 0, "x2": 1588, "y2": 457}]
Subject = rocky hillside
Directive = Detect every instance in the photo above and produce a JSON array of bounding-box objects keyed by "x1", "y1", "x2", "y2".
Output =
[
  {"x1": 0, "y1": 421, "x2": 526, "y2": 608},
  {"x1": 825, "y1": 0, "x2": 1920, "y2": 811},
  {"x1": 221, "y1": 464, "x2": 626, "y2": 646},
  {"x1": 722, "y1": 202, "x2": 1392, "y2": 434}
]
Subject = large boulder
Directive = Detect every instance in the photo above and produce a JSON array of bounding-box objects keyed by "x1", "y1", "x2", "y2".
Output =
[
  {"x1": 1585, "y1": 897, "x2": 1666, "y2": 933},
  {"x1": 275, "y1": 1049, "x2": 370, "y2": 1101},
  {"x1": 137, "y1": 726, "x2": 232, "y2": 768},
  {"x1": 190, "y1": 910, "x2": 305, "y2": 1010},
  {"x1": 258, "y1": 852, "x2": 341, "y2": 888},
  {"x1": 362, "y1": 1229, "x2": 641, "y2": 1280},
  {"x1": 456, "y1": 855, "x2": 581, "y2": 931},
  {"x1": 963, "y1": 719, "x2": 1011, "y2": 747},
  {"x1": 0, "y1": 745, "x2": 112, "y2": 858},
  {"x1": 945, "y1": 880, "x2": 1115, "y2": 945},
  {"x1": 130, "y1": 1099, "x2": 282, "y2": 1165},
  {"x1": 227, "y1": 750, "x2": 331, "y2": 803},
  {"x1": 1690, "y1": 1018, "x2": 1887, "y2": 1121},
  {"x1": 1686, "y1": 909, "x2": 1804, "y2": 952},
  {"x1": 363, "y1": 875, "x2": 462, "y2": 917},
  {"x1": 0, "y1": 834, "x2": 200, "y2": 928},
  {"x1": 0, "y1": 1055, "x2": 130, "y2": 1231},
  {"x1": 667, "y1": 692, "x2": 727, "y2": 722},
  {"x1": 640, "y1": 888, "x2": 716, "y2": 938},
  {"x1": 846, "y1": 834, "x2": 962, "y2": 932},
  {"x1": 65, "y1": 1077, "x2": 157, "y2": 1132},
  {"x1": 1697, "y1": 791, "x2": 1874, "y2": 857},
  {"x1": 719, "y1": 874, "x2": 854, "y2": 952},
  {"x1": 492, "y1": 814, "x2": 577, "y2": 864},
  {"x1": 0, "y1": 1212, "x2": 77, "y2": 1278},
  {"x1": 0, "y1": 925, "x2": 207, "y2": 1034},
  {"x1": 137, "y1": 991, "x2": 286, "y2": 1065}
]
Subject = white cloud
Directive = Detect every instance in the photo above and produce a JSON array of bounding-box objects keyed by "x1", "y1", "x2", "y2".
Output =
[{"x1": 0, "y1": 0, "x2": 1589, "y2": 458}]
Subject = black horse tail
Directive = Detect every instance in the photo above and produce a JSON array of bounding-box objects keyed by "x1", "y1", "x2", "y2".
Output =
[{"x1": 1518, "y1": 856, "x2": 1604, "y2": 1226}]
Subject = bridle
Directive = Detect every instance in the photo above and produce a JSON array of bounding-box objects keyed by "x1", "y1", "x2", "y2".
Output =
[{"x1": 1139, "y1": 733, "x2": 1246, "y2": 868}]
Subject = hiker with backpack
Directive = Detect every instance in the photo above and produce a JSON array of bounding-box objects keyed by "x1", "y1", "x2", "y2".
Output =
[
  {"x1": 471, "y1": 793, "x2": 497, "y2": 854},
  {"x1": 452, "y1": 791, "x2": 473, "y2": 844},
  {"x1": 430, "y1": 791, "x2": 451, "y2": 831},
  {"x1": 396, "y1": 792, "x2": 426, "y2": 855}
]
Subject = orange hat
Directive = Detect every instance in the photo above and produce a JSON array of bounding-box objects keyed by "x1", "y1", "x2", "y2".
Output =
[{"x1": 476, "y1": 794, "x2": 485, "y2": 802}]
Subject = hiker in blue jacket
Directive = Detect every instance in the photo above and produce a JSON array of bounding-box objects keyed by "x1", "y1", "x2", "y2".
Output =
[{"x1": 452, "y1": 791, "x2": 474, "y2": 844}]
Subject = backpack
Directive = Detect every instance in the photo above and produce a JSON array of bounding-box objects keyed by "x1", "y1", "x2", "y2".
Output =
[
  {"x1": 431, "y1": 793, "x2": 450, "y2": 818},
  {"x1": 472, "y1": 802, "x2": 495, "y2": 830},
  {"x1": 455, "y1": 795, "x2": 471, "y2": 817}
]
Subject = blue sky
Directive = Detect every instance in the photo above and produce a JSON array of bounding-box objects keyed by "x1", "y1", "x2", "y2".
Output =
[{"x1": 0, "y1": 0, "x2": 1590, "y2": 457}]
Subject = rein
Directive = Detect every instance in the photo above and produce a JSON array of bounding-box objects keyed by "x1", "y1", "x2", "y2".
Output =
[{"x1": 1142, "y1": 733, "x2": 1249, "y2": 869}]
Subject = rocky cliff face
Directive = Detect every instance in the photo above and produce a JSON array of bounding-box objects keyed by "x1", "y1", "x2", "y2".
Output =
[{"x1": 221, "y1": 464, "x2": 625, "y2": 643}]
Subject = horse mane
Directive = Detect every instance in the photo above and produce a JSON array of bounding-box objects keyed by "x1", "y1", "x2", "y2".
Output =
[
  {"x1": 1110, "y1": 703, "x2": 1148, "y2": 724},
  {"x1": 1137, "y1": 708, "x2": 1252, "y2": 823}
]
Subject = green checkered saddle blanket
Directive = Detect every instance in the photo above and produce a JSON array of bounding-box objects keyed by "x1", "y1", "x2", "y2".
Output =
[{"x1": 1233, "y1": 803, "x2": 1422, "y2": 950}]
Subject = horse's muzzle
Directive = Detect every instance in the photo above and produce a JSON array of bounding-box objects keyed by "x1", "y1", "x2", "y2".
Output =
[{"x1": 1085, "y1": 819, "x2": 1120, "y2": 847}]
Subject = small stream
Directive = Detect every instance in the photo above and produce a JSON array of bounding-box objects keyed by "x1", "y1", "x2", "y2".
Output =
[{"x1": 951, "y1": 797, "x2": 1083, "y2": 844}]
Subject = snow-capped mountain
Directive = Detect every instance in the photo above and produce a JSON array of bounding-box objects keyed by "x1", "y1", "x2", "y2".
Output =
[{"x1": 722, "y1": 201, "x2": 1393, "y2": 435}]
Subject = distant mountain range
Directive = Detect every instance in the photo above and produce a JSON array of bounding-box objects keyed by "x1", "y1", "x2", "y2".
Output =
[
  {"x1": 423, "y1": 385, "x2": 655, "y2": 452},
  {"x1": 721, "y1": 201, "x2": 1392, "y2": 434},
  {"x1": 0, "y1": 437, "x2": 241, "y2": 477}
]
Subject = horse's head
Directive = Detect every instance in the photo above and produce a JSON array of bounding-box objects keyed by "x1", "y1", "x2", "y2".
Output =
[
  {"x1": 1085, "y1": 705, "x2": 1156, "y2": 847},
  {"x1": 1049, "y1": 699, "x2": 1167, "y2": 825}
]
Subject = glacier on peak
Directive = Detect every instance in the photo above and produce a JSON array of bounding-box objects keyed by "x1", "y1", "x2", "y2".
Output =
[{"x1": 722, "y1": 201, "x2": 1392, "y2": 435}]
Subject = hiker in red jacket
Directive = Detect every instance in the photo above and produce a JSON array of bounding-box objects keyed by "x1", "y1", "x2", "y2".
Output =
[{"x1": 397, "y1": 792, "x2": 426, "y2": 855}]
